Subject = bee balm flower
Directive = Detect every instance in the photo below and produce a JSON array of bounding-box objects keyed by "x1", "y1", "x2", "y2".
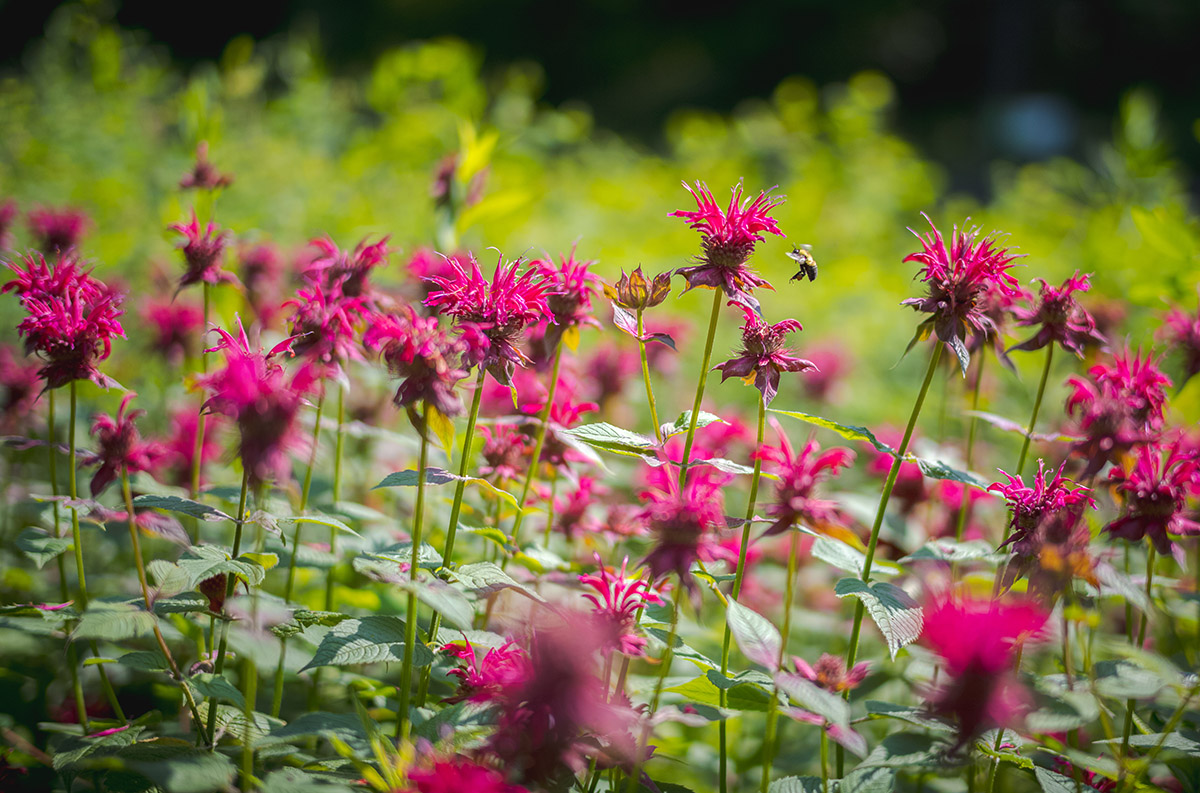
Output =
[
  {"x1": 170, "y1": 213, "x2": 234, "y2": 294},
  {"x1": 84, "y1": 393, "x2": 165, "y2": 496},
  {"x1": 363, "y1": 306, "x2": 470, "y2": 418},
  {"x1": 713, "y1": 305, "x2": 815, "y2": 406},
  {"x1": 1105, "y1": 440, "x2": 1200, "y2": 554},
  {"x1": 1008, "y1": 271, "x2": 1106, "y2": 357},
  {"x1": 578, "y1": 555, "x2": 663, "y2": 657}
]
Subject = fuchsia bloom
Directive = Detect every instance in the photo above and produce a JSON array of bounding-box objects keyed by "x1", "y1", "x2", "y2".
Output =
[
  {"x1": 445, "y1": 639, "x2": 533, "y2": 705},
  {"x1": 478, "y1": 424, "x2": 531, "y2": 482},
  {"x1": 671, "y1": 181, "x2": 784, "y2": 309},
  {"x1": 84, "y1": 393, "x2": 165, "y2": 496},
  {"x1": 285, "y1": 283, "x2": 368, "y2": 378},
  {"x1": 641, "y1": 469, "x2": 728, "y2": 596},
  {"x1": 534, "y1": 251, "x2": 601, "y2": 354},
  {"x1": 799, "y1": 344, "x2": 850, "y2": 402},
  {"x1": 968, "y1": 277, "x2": 1028, "y2": 370},
  {"x1": 792, "y1": 653, "x2": 870, "y2": 694},
  {"x1": 27, "y1": 206, "x2": 90, "y2": 254},
  {"x1": 714, "y1": 305, "x2": 815, "y2": 406},
  {"x1": 901, "y1": 214, "x2": 1023, "y2": 374},
  {"x1": 140, "y1": 297, "x2": 204, "y2": 364},
  {"x1": 305, "y1": 235, "x2": 390, "y2": 301},
  {"x1": 405, "y1": 757, "x2": 528, "y2": 793},
  {"x1": 0, "y1": 199, "x2": 16, "y2": 249},
  {"x1": 989, "y1": 460, "x2": 1095, "y2": 551},
  {"x1": 866, "y1": 428, "x2": 928, "y2": 514},
  {"x1": 581, "y1": 342, "x2": 641, "y2": 406},
  {"x1": 760, "y1": 429, "x2": 855, "y2": 537},
  {"x1": 0, "y1": 344, "x2": 41, "y2": 432},
  {"x1": 239, "y1": 243, "x2": 285, "y2": 324},
  {"x1": 1162, "y1": 292, "x2": 1200, "y2": 386},
  {"x1": 161, "y1": 407, "x2": 223, "y2": 488},
  {"x1": 178, "y1": 141, "x2": 233, "y2": 191},
  {"x1": 1105, "y1": 440, "x2": 1200, "y2": 554},
  {"x1": 170, "y1": 213, "x2": 234, "y2": 293},
  {"x1": 578, "y1": 554, "x2": 663, "y2": 656},
  {"x1": 922, "y1": 596, "x2": 1048, "y2": 747},
  {"x1": 424, "y1": 252, "x2": 556, "y2": 386},
  {"x1": 198, "y1": 316, "x2": 315, "y2": 486},
  {"x1": 553, "y1": 476, "x2": 605, "y2": 538},
  {"x1": 364, "y1": 306, "x2": 470, "y2": 417},
  {"x1": 1009, "y1": 272, "x2": 1106, "y2": 357}
]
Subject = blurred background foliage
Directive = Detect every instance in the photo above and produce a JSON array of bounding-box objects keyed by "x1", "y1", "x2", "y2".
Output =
[{"x1": 0, "y1": 2, "x2": 1198, "y2": 441}]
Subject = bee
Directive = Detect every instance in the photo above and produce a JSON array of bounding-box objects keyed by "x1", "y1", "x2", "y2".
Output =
[{"x1": 787, "y1": 244, "x2": 817, "y2": 282}]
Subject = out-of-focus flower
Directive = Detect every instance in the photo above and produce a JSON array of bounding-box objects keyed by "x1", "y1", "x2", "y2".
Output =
[
  {"x1": 714, "y1": 305, "x2": 815, "y2": 406},
  {"x1": 552, "y1": 476, "x2": 605, "y2": 539},
  {"x1": 792, "y1": 653, "x2": 870, "y2": 694},
  {"x1": 578, "y1": 554, "x2": 663, "y2": 656},
  {"x1": 140, "y1": 296, "x2": 204, "y2": 365},
  {"x1": 0, "y1": 199, "x2": 16, "y2": 250},
  {"x1": 405, "y1": 757, "x2": 529, "y2": 793},
  {"x1": 641, "y1": 469, "x2": 728, "y2": 597},
  {"x1": 760, "y1": 429, "x2": 854, "y2": 537},
  {"x1": 1009, "y1": 272, "x2": 1106, "y2": 357},
  {"x1": 171, "y1": 213, "x2": 234, "y2": 293},
  {"x1": 425, "y1": 252, "x2": 555, "y2": 386},
  {"x1": 1019, "y1": 508, "x2": 1099, "y2": 601},
  {"x1": 161, "y1": 406, "x2": 224, "y2": 488},
  {"x1": 581, "y1": 342, "x2": 640, "y2": 406},
  {"x1": 1162, "y1": 292, "x2": 1200, "y2": 387},
  {"x1": 604, "y1": 266, "x2": 672, "y2": 311},
  {"x1": 179, "y1": 141, "x2": 233, "y2": 191},
  {"x1": 901, "y1": 214, "x2": 1023, "y2": 374},
  {"x1": 671, "y1": 181, "x2": 785, "y2": 309},
  {"x1": 534, "y1": 251, "x2": 600, "y2": 354},
  {"x1": 988, "y1": 460, "x2": 1095, "y2": 552},
  {"x1": 365, "y1": 307, "x2": 470, "y2": 418},
  {"x1": 601, "y1": 503, "x2": 648, "y2": 539},
  {"x1": 304, "y1": 235, "x2": 390, "y2": 301},
  {"x1": 445, "y1": 638, "x2": 532, "y2": 705},
  {"x1": 0, "y1": 344, "x2": 41, "y2": 433},
  {"x1": 84, "y1": 393, "x2": 165, "y2": 496},
  {"x1": 927, "y1": 480, "x2": 993, "y2": 541},
  {"x1": 27, "y1": 206, "x2": 90, "y2": 254},
  {"x1": 478, "y1": 423, "x2": 530, "y2": 483},
  {"x1": 922, "y1": 596, "x2": 1047, "y2": 747},
  {"x1": 799, "y1": 344, "x2": 850, "y2": 402},
  {"x1": 406, "y1": 248, "x2": 462, "y2": 300},
  {"x1": 285, "y1": 283, "x2": 368, "y2": 379},
  {"x1": 239, "y1": 243, "x2": 285, "y2": 325},
  {"x1": 1105, "y1": 439, "x2": 1200, "y2": 554},
  {"x1": 866, "y1": 428, "x2": 928, "y2": 514},
  {"x1": 968, "y1": 277, "x2": 1028, "y2": 370}
]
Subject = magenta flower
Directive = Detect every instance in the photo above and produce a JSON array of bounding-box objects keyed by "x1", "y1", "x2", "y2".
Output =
[
  {"x1": 1162, "y1": 292, "x2": 1200, "y2": 386},
  {"x1": 478, "y1": 423, "x2": 531, "y2": 483},
  {"x1": 445, "y1": 638, "x2": 533, "y2": 705},
  {"x1": 4, "y1": 252, "x2": 99, "y2": 300},
  {"x1": 1009, "y1": 272, "x2": 1106, "y2": 357},
  {"x1": 0, "y1": 344, "x2": 41, "y2": 433},
  {"x1": 581, "y1": 342, "x2": 641, "y2": 406},
  {"x1": 792, "y1": 653, "x2": 870, "y2": 694},
  {"x1": 901, "y1": 214, "x2": 1023, "y2": 374},
  {"x1": 552, "y1": 476, "x2": 605, "y2": 539},
  {"x1": 161, "y1": 406, "x2": 224, "y2": 488},
  {"x1": 406, "y1": 757, "x2": 529, "y2": 793},
  {"x1": 671, "y1": 180, "x2": 785, "y2": 309},
  {"x1": 304, "y1": 235, "x2": 389, "y2": 301},
  {"x1": 84, "y1": 393, "x2": 166, "y2": 496},
  {"x1": 922, "y1": 596, "x2": 1047, "y2": 747},
  {"x1": 170, "y1": 212, "x2": 234, "y2": 293},
  {"x1": 0, "y1": 199, "x2": 16, "y2": 250},
  {"x1": 714, "y1": 305, "x2": 815, "y2": 406},
  {"x1": 178, "y1": 141, "x2": 233, "y2": 191},
  {"x1": 424, "y1": 252, "x2": 555, "y2": 386},
  {"x1": 534, "y1": 250, "x2": 601, "y2": 354},
  {"x1": 760, "y1": 429, "x2": 854, "y2": 537},
  {"x1": 285, "y1": 282, "x2": 368, "y2": 379},
  {"x1": 239, "y1": 243, "x2": 285, "y2": 325},
  {"x1": 641, "y1": 470, "x2": 727, "y2": 596},
  {"x1": 364, "y1": 306, "x2": 469, "y2": 418},
  {"x1": 140, "y1": 296, "x2": 204, "y2": 365},
  {"x1": 989, "y1": 460, "x2": 1095, "y2": 551},
  {"x1": 1105, "y1": 440, "x2": 1200, "y2": 554},
  {"x1": 866, "y1": 428, "x2": 928, "y2": 514},
  {"x1": 27, "y1": 206, "x2": 90, "y2": 254},
  {"x1": 579, "y1": 554, "x2": 664, "y2": 657},
  {"x1": 927, "y1": 480, "x2": 993, "y2": 541}
]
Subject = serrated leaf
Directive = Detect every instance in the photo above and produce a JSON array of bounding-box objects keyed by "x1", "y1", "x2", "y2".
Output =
[
  {"x1": 834, "y1": 579, "x2": 924, "y2": 660},
  {"x1": 559, "y1": 422, "x2": 657, "y2": 455},
  {"x1": 770, "y1": 409, "x2": 893, "y2": 454},
  {"x1": 841, "y1": 766, "x2": 897, "y2": 793},
  {"x1": 196, "y1": 702, "x2": 282, "y2": 745},
  {"x1": 260, "y1": 767, "x2": 360, "y2": 793},
  {"x1": 372, "y1": 468, "x2": 519, "y2": 509},
  {"x1": 767, "y1": 777, "x2": 824, "y2": 793},
  {"x1": 660, "y1": 411, "x2": 725, "y2": 440},
  {"x1": 176, "y1": 545, "x2": 268, "y2": 589},
  {"x1": 114, "y1": 739, "x2": 237, "y2": 793},
  {"x1": 118, "y1": 650, "x2": 170, "y2": 671},
  {"x1": 400, "y1": 579, "x2": 474, "y2": 631},
  {"x1": 75, "y1": 603, "x2": 156, "y2": 642},
  {"x1": 812, "y1": 537, "x2": 899, "y2": 577},
  {"x1": 133, "y1": 494, "x2": 232, "y2": 522},
  {"x1": 775, "y1": 672, "x2": 850, "y2": 726},
  {"x1": 258, "y1": 712, "x2": 370, "y2": 755},
  {"x1": 16, "y1": 527, "x2": 72, "y2": 569},
  {"x1": 300, "y1": 616, "x2": 433, "y2": 671},
  {"x1": 361, "y1": 542, "x2": 443, "y2": 572},
  {"x1": 1109, "y1": 730, "x2": 1200, "y2": 754},
  {"x1": 452, "y1": 561, "x2": 545, "y2": 602},
  {"x1": 664, "y1": 674, "x2": 771, "y2": 712},
  {"x1": 147, "y1": 560, "x2": 189, "y2": 598},
  {"x1": 865, "y1": 700, "x2": 953, "y2": 733},
  {"x1": 899, "y1": 540, "x2": 1004, "y2": 565},
  {"x1": 965, "y1": 411, "x2": 1082, "y2": 443},
  {"x1": 275, "y1": 514, "x2": 361, "y2": 540},
  {"x1": 726, "y1": 599, "x2": 782, "y2": 671},
  {"x1": 685, "y1": 456, "x2": 760, "y2": 476},
  {"x1": 643, "y1": 626, "x2": 717, "y2": 671},
  {"x1": 1034, "y1": 767, "x2": 1082, "y2": 793},
  {"x1": 1092, "y1": 659, "x2": 1163, "y2": 699},
  {"x1": 912, "y1": 457, "x2": 987, "y2": 489},
  {"x1": 52, "y1": 725, "x2": 145, "y2": 769},
  {"x1": 1093, "y1": 563, "x2": 1151, "y2": 613},
  {"x1": 457, "y1": 523, "x2": 517, "y2": 552},
  {"x1": 190, "y1": 672, "x2": 245, "y2": 707},
  {"x1": 153, "y1": 593, "x2": 209, "y2": 615}
]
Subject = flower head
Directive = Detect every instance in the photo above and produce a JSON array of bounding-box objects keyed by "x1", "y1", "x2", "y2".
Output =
[
  {"x1": 239, "y1": 243, "x2": 285, "y2": 324},
  {"x1": 171, "y1": 213, "x2": 234, "y2": 293},
  {"x1": 552, "y1": 476, "x2": 605, "y2": 539},
  {"x1": 405, "y1": 757, "x2": 529, "y2": 793},
  {"x1": 1009, "y1": 272, "x2": 1106, "y2": 357},
  {"x1": 161, "y1": 406, "x2": 224, "y2": 488},
  {"x1": 641, "y1": 470, "x2": 727, "y2": 597},
  {"x1": 671, "y1": 181, "x2": 785, "y2": 308},
  {"x1": 305, "y1": 235, "x2": 390, "y2": 302},
  {"x1": 364, "y1": 306, "x2": 470, "y2": 418},
  {"x1": 604, "y1": 266, "x2": 672, "y2": 311},
  {"x1": 444, "y1": 638, "x2": 532, "y2": 705},
  {"x1": 580, "y1": 343, "x2": 641, "y2": 406},
  {"x1": 0, "y1": 344, "x2": 41, "y2": 433},
  {"x1": 1105, "y1": 440, "x2": 1200, "y2": 554},
  {"x1": 179, "y1": 141, "x2": 233, "y2": 191},
  {"x1": 424, "y1": 252, "x2": 555, "y2": 385},
  {"x1": 140, "y1": 296, "x2": 204, "y2": 365},
  {"x1": 901, "y1": 214, "x2": 1023, "y2": 374},
  {"x1": 84, "y1": 394, "x2": 165, "y2": 497},
  {"x1": 793, "y1": 654, "x2": 870, "y2": 694},
  {"x1": 1162, "y1": 292, "x2": 1200, "y2": 387},
  {"x1": 27, "y1": 206, "x2": 90, "y2": 254},
  {"x1": 534, "y1": 250, "x2": 600, "y2": 354},
  {"x1": 714, "y1": 305, "x2": 815, "y2": 406},
  {"x1": 478, "y1": 423, "x2": 530, "y2": 482},
  {"x1": 578, "y1": 554, "x2": 664, "y2": 656},
  {"x1": 988, "y1": 460, "x2": 1095, "y2": 551},
  {"x1": 760, "y1": 429, "x2": 854, "y2": 537},
  {"x1": 285, "y1": 282, "x2": 369, "y2": 378}
]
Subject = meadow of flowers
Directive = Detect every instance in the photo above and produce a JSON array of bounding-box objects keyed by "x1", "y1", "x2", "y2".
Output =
[{"x1": 2, "y1": 7, "x2": 1200, "y2": 793}]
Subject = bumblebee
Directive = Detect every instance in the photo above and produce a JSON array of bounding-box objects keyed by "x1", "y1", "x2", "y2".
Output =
[{"x1": 787, "y1": 244, "x2": 817, "y2": 282}]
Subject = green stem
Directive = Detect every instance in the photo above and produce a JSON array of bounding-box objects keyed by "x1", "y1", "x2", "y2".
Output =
[
  {"x1": 204, "y1": 467, "x2": 251, "y2": 748},
  {"x1": 762, "y1": 532, "x2": 801, "y2": 793},
  {"x1": 324, "y1": 383, "x2": 346, "y2": 612},
  {"x1": 397, "y1": 402, "x2": 430, "y2": 743},
  {"x1": 955, "y1": 350, "x2": 986, "y2": 542},
  {"x1": 511, "y1": 345, "x2": 564, "y2": 548},
  {"x1": 626, "y1": 584, "x2": 685, "y2": 793},
  {"x1": 1119, "y1": 542, "x2": 1157, "y2": 772},
  {"x1": 719, "y1": 397, "x2": 766, "y2": 793},
  {"x1": 838, "y1": 342, "x2": 942, "y2": 774},
  {"x1": 636, "y1": 308, "x2": 663, "y2": 443},
  {"x1": 677, "y1": 288, "x2": 724, "y2": 488},
  {"x1": 541, "y1": 470, "x2": 560, "y2": 546},
  {"x1": 242, "y1": 488, "x2": 265, "y2": 791},
  {"x1": 271, "y1": 389, "x2": 325, "y2": 718},
  {"x1": 190, "y1": 282, "x2": 210, "y2": 544},
  {"x1": 48, "y1": 390, "x2": 87, "y2": 729},
  {"x1": 820, "y1": 729, "x2": 830, "y2": 793},
  {"x1": 1015, "y1": 344, "x2": 1054, "y2": 479},
  {"x1": 1123, "y1": 677, "x2": 1200, "y2": 791}
]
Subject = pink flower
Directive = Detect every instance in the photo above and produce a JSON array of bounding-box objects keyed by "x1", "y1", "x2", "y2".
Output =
[
  {"x1": 533, "y1": 250, "x2": 600, "y2": 354},
  {"x1": 1105, "y1": 439, "x2": 1200, "y2": 554},
  {"x1": 792, "y1": 653, "x2": 870, "y2": 693},
  {"x1": 926, "y1": 480, "x2": 993, "y2": 541},
  {"x1": 0, "y1": 344, "x2": 41, "y2": 433},
  {"x1": 424, "y1": 252, "x2": 555, "y2": 386},
  {"x1": 285, "y1": 282, "x2": 369, "y2": 378},
  {"x1": 161, "y1": 407, "x2": 224, "y2": 488},
  {"x1": 1162, "y1": 291, "x2": 1200, "y2": 386},
  {"x1": 580, "y1": 342, "x2": 641, "y2": 406},
  {"x1": 178, "y1": 141, "x2": 233, "y2": 191},
  {"x1": 84, "y1": 393, "x2": 166, "y2": 496},
  {"x1": 139, "y1": 296, "x2": 204, "y2": 365},
  {"x1": 1009, "y1": 272, "x2": 1106, "y2": 357},
  {"x1": 170, "y1": 212, "x2": 234, "y2": 293},
  {"x1": 988, "y1": 460, "x2": 1095, "y2": 551},
  {"x1": 239, "y1": 243, "x2": 285, "y2": 325},
  {"x1": 671, "y1": 180, "x2": 785, "y2": 309},
  {"x1": 27, "y1": 206, "x2": 90, "y2": 254},
  {"x1": 601, "y1": 503, "x2": 649, "y2": 539},
  {"x1": 364, "y1": 306, "x2": 470, "y2": 418},
  {"x1": 760, "y1": 429, "x2": 854, "y2": 537},
  {"x1": 922, "y1": 597, "x2": 1048, "y2": 746},
  {"x1": 304, "y1": 235, "x2": 390, "y2": 302},
  {"x1": 405, "y1": 757, "x2": 528, "y2": 793},
  {"x1": 552, "y1": 476, "x2": 605, "y2": 539},
  {"x1": 0, "y1": 199, "x2": 16, "y2": 250},
  {"x1": 578, "y1": 554, "x2": 663, "y2": 656},
  {"x1": 641, "y1": 469, "x2": 728, "y2": 595},
  {"x1": 901, "y1": 214, "x2": 1023, "y2": 374},
  {"x1": 714, "y1": 305, "x2": 815, "y2": 406},
  {"x1": 478, "y1": 424, "x2": 531, "y2": 482},
  {"x1": 866, "y1": 428, "x2": 928, "y2": 514},
  {"x1": 444, "y1": 638, "x2": 532, "y2": 705}
]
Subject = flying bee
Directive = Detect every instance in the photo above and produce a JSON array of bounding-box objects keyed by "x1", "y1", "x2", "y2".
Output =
[{"x1": 787, "y1": 244, "x2": 817, "y2": 282}]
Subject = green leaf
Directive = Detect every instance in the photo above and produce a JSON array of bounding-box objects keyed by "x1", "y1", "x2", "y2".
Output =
[
  {"x1": 260, "y1": 768, "x2": 360, "y2": 793},
  {"x1": 274, "y1": 514, "x2": 361, "y2": 539},
  {"x1": 372, "y1": 468, "x2": 519, "y2": 509},
  {"x1": 300, "y1": 616, "x2": 434, "y2": 671},
  {"x1": 856, "y1": 732, "x2": 945, "y2": 768},
  {"x1": 664, "y1": 674, "x2": 771, "y2": 712},
  {"x1": 75, "y1": 602, "x2": 156, "y2": 642},
  {"x1": 16, "y1": 527, "x2": 72, "y2": 569},
  {"x1": 133, "y1": 494, "x2": 233, "y2": 522},
  {"x1": 176, "y1": 546, "x2": 268, "y2": 589},
  {"x1": 775, "y1": 672, "x2": 850, "y2": 726},
  {"x1": 118, "y1": 650, "x2": 170, "y2": 672},
  {"x1": 964, "y1": 411, "x2": 1082, "y2": 443},
  {"x1": 457, "y1": 523, "x2": 516, "y2": 552},
  {"x1": 660, "y1": 411, "x2": 725, "y2": 440},
  {"x1": 1026, "y1": 683, "x2": 1100, "y2": 732},
  {"x1": 643, "y1": 626, "x2": 717, "y2": 671},
  {"x1": 834, "y1": 579, "x2": 923, "y2": 660},
  {"x1": 726, "y1": 599, "x2": 782, "y2": 671},
  {"x1": 1093, "y1": 563, "x2": 1151, "y2": 613},
  {"x1": 153, "y1": 593, "x2": 210, "y2": 616},
  {"x1": 196, "y1": 702, "x2": 281, "y2": 746},
  {"x1": 899, "y1": 540, "x2": 1004, "y2": 565},
  {"x1": 1111, "y1": 730, "x2": 1200, "y2": 755},
  {"x1": 359, "y1": 541, "x2": 443, "y2": 573},
  {"x1": 1093, "y1": 659, "x2": 1164, "y2": 700},
  {"x1": 559, "y1": 422, "x2": 658, "y2": 462},
  {"x1": 769, "y1": 409, "x2": 893, "y2": 454},
  {"x1": 147, "y1": 559, "x2": 189, "y2": 598},
  {"x1": 864, "y1": 701, "x2": 953, "y2": 733},
  {"x1": 911, "y1": 457, "x2": 987, "y2": 489},
  {"x1": 115, "y1": 739, "x2": 237, "y2": 793},
  {"x1": 53, "y1": 725, "x2": 145, "y2": 769},
  {"x1": 258, "y1": 712, "x2": 370, "y2": 754},
  {"x1": 685, "y1": 456, "x2": 760, "y2": 476},
  {"x1": 1034, "y1": 767, "x2": 1082, "y2": 793},
  {"x1": 452, "y1": 561, "x2": 546, "y2": 602},
  {"x1": 400, "y1": 579, "x2": 474, "y2": 631},
  {"x1": 190, "y1": 672, "x2": 245, "y2": 708},
  {"x1": 840, "y1": 767, "x2": 897, "y2": 793},
  {"x1": 767, "y1": 777, "x2": 824, "y2": 793},
  {"x1": 812, "y1": 537, "x2": 900, "y2": 577}
]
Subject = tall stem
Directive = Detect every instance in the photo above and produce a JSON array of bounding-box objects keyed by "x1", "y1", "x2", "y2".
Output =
[
  {"x1": 204, "y1": 467, "x2": 251, "y2": 747},
  {"x1": 271, "y1": 389, "x2": 326, "y2": 718},
  {"x1": 1015, "y1": 345, "x2": 1054, "y2": 479},
  {"x1": 838, "y1": 343, "x2": 942, "y2": 774},
  {"x1": 636, "y1": 308, "x2": 663, "y2": 443},
  {"x1": 510, "y1": 345, "x2": 564, "y2": 547},
  {"x1": 718, "y1": 398, "x2": 766, "y2": 793},
  {"x1": 324, "y1": 383, "x2": 346, "y2": 612},
  {"x1": 190, "y1": 282, "x2": 211, "y2": 544},
  {"x1": 1119, "y1": 542, "x2": 1157, "y2": 770},
  {"x1": 955, "y1": 351, "x2": 986, "y2": 541},
  {"x1": 677, "y1": 288, "x2": 724, "y2": 488},
  {"x1": 50, "y1": 390, "x2": 88, "y2": 729},
  {"x1": 397, "y1": 402, "x2": 430, "y2": 743},
  {"x1": 762, "y1": 532, "x2": 801, "y2": 793},
  {"x1": 626, "y1": 584, "x2": 685, "y2": 793}
]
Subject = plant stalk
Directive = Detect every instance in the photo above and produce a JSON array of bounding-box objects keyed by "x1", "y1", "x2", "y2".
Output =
[
  {"x1": 1119, "y1": 541, "x2": 1157, "y2": 772},
  {"x1": 677, "y1": 288, "x2": 724, "y2": 488},
  {"x1": 204, "y1": 467, "x2": 251, "y2": 747},
  {"x1": 511, "y1": 344, "x2": 564, "y2": 547},
  {"x1": 636, "y1": 308, "x2": 663, "y2": 443},
  {"x1": 954, "y1": 350, "x2": 986, "y2": 541},
  {"x1": 626, "y1": 583, "x2": 685, "y2": 793},
  {"x1": 761, "y1": 531, "x2": 801, "y2": 793},
  {"x1": 324, "y1": 382, "x2": 346, "y2": 612},
  {"x1": 397, "y1": 402, "x2": 430, "y2": 743},
  {"x1": 1015, "y1": 344, "x2": 1054, "y2": 479}
]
